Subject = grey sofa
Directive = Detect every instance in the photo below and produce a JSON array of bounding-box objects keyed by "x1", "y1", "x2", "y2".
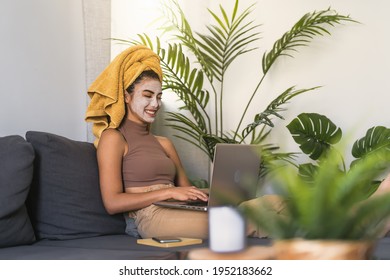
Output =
[
  {"x1": 1, "y1": 131, "x2": 390, "y2": 260},
  {"x1": 0, "y1": 131, "x2": 222, "y2": 260}
]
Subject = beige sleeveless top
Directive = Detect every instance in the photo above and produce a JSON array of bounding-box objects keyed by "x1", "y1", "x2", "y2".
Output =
[{"x1": 118, "y1": 119, "x2": 176, "y2": 188}]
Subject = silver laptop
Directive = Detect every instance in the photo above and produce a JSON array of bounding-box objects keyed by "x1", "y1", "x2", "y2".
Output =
[{"x1": 153, "y1": 143, "x2": 261, "y2": 212}]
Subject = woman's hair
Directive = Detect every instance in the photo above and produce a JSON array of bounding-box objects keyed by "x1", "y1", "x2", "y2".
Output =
[{"x1": 126, "y1": 70, "x2": 160, "y2": 94}]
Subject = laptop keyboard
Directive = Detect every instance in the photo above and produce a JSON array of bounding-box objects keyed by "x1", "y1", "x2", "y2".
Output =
[{"x1": 186, "y1": 200, "x2": 208, "y2": 206}]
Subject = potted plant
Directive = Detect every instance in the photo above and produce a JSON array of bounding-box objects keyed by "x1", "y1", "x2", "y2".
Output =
[
  {"x1": 115, "y1": 0, "x2": 357, "y2": 167},
  {"x1": 241, "y1": 113, "x2": 390, "y2": 259}
]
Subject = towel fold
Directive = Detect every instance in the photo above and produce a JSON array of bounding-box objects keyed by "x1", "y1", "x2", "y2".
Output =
[{"x1": 85, "y1": 45, "x2": 162, "y2": 146}]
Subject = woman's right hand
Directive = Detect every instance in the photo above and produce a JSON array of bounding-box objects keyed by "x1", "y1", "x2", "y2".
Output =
[{"x1": 168, "y1": 186, "x2": 208, "y2": 202}]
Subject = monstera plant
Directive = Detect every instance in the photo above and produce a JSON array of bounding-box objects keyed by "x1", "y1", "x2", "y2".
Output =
[
  {"x1": 286, "y1": 112, "x2": 390, "y2": 194},
  {"x1": 115, "y1": 0, "x2": 356, "y2": 164}
]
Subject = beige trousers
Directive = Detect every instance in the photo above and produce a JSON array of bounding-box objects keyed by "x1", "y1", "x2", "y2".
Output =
[
  {"x1": 128, "y1": 184, "x2": 285, "y2": 239},
  {"x1": 127, "y1": 184, "x2": 208, "y2": 239},
  {"x1": 131, "y1": 204, "x2": 209, "y2": 239}
]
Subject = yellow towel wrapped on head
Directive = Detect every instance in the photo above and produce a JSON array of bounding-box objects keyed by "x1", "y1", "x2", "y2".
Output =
[{"x1": 85, "y1": 45, "x2": 163, "y2": 146}]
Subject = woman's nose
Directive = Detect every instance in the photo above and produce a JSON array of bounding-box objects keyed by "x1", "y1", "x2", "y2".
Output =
[{"x1": 150, "y1": 97, "x2": 161, "y2": 108}]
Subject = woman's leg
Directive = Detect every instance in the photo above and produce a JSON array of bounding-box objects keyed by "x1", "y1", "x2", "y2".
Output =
[
  {"x1": 132, "y1": 194, "x2": 287, "y2": 239},
  {"x1": 240, "y1": 194, "x2": 286, "y2": 238},
  {"x1": 372, "y1": 173, "x2": 390, "y2": 198},
  {"x1": 370, "y1": 173, "x2": 390, "y2": 236},
  {"x1": 134, "y1": 204, "x2": 208, "y2": 239}
]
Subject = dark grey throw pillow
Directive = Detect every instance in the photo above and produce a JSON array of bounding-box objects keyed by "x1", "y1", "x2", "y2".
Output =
[
  {"x1": 25, "y1": 131, "x2": 125, "y2": 240},
  {"x1": 0, "y1": 135, "x2": 36, "y2": 248}
]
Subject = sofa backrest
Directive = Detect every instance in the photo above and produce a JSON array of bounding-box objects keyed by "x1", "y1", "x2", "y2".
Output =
[
  {"x1": 25, "y1": 131, "x2": 125, "y2": 240},
  {"x1": 0, "y1": 135, "x2": 36, "y2": 248},
  {"x1": 0, "y1": 131, "x2": 126, "y2": 248}
]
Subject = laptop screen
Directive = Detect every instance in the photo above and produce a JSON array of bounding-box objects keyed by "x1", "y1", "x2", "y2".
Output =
[{"x1": 207, "y1": 144, "x2": 261, "y2": 207}]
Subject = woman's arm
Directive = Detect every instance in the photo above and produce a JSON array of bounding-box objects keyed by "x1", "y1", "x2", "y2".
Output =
[{"x1": 97, "y1": 129, "x2": 207, "y2": 215}]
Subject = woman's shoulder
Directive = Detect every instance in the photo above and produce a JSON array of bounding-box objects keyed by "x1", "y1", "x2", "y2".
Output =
[
  {"x1": 98, "y1": 128, "x2": 126, "y2": 150},
  {"x1": 155, "y1": 135, "x2": 173, "y2": 146},
  {"x1": 155, "y1": 136, "x2": 177, "y2": 155},
  {"x1": 101, "y1": 128, "x2": 123, "y2": 139}
]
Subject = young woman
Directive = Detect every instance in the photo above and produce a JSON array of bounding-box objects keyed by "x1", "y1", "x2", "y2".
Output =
[{"x1": 86, "y1": 46, "x2": 208, "y2": 238}]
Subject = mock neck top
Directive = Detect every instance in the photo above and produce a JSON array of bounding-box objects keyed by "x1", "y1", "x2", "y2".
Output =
[{"x1": 118, "y1": 119, "x2": 176, "y2": 188}]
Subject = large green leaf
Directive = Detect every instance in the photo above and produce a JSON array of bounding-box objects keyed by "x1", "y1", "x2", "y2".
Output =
[
  {"x1": 195, "y1": 0, "x2": 260, "y2": 81},
  {"x1": 351, "y1": 126, "x2": 390, "y2": 165},
  {"x1": 287, "y1": 113, "x2": 342, "y2": 160},
  {"x1": 262, "y1": 8, "x2": 357, "y2": 74},
  {"x1": 298, "y1": 163, "x2": 319, "y2": 182},
  {"x1": 160, "y1": 0, "x2": 218, "y2": 82},
  {"x1": 241, "y1": 86, "x2": 320, "y2": 142}
]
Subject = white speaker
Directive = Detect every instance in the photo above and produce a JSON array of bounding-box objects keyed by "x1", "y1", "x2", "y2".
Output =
[{"x1": 208, "y1": 206, "x2": 246, "y2": 252}]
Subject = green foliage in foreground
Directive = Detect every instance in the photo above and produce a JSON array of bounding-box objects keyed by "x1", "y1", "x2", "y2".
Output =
[{"x1": 241, "y1": 145, "x2": 390, "y2": 240}]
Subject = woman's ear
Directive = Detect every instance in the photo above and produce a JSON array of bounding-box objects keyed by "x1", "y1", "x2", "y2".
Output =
[{"x1": 124, "y1": 91, "x2": 131, "y2": 104}]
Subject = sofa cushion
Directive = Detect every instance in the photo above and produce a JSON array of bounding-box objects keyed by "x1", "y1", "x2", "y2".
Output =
[
  {"x1": 0, "y1": 135, "x2": 36, "y2": 248},
  {"x1": 25, "y1": 131, "x2": 125, "y2": 240}
]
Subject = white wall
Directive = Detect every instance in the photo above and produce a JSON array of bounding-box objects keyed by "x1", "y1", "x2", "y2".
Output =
[
  {"x1": 0, "y1": 0, "x2": 87, "y2": 140},
  {"x1": 231, "y1": 0, "x2": 390, "y2": 164},
  {"x1": 111, "y1": 0, "x2": 390, "y2": 182}
]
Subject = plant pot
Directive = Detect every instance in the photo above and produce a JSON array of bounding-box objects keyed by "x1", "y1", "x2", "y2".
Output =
[{"x1": 273, "y1": 239, "x2": 376, "y2": 260}]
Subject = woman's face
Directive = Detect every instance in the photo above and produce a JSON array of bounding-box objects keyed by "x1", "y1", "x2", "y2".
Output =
[{"x1": 125, "y1": 77, "x2": 162, "y2": 124}]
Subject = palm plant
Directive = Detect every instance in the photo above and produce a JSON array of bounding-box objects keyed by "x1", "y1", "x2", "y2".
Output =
[{"x1": 115, "y1": 0, "x2": 356, "y2": 163}]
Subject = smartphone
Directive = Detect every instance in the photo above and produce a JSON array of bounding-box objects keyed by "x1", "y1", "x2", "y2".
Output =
[{"x1": 152, "y1": 236, "x2": 182, "y2": 243}]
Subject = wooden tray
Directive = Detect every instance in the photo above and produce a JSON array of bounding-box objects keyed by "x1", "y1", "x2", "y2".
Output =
[{"x1": 137, "y1": 238, "x2": 203, "y2": 248}]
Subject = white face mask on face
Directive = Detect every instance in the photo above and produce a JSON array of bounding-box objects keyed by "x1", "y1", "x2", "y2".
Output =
[{"x1": 125, "y1": 78, "x2": 162, "y2": 124}]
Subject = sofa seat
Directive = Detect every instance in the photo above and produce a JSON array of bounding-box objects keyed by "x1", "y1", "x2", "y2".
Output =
[
  {"x1": 3, "y1": 235, "x2": 390, "y2": 260},
  {"x1": 0, "y1": 235, "x2": 272, "y2": 260},
  {"x1": 0, "y1": 236, "x2": 179, "y2": 260}
]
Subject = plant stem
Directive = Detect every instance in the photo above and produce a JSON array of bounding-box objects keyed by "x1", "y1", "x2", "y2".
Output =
[
  {"x1": 208, "y1": 80, "x2": 219, "y2": 136},
  {"x1": 234, "y1": 73, "x2": 266, "y2": 140},
  {"x1": 219, "y1": 77, "x2": 224, "y2": 137}
]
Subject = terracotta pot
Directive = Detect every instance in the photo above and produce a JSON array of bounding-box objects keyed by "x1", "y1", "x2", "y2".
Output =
[{"x1": 273, "y1": 239, "x2": 376, "y2": 260}]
